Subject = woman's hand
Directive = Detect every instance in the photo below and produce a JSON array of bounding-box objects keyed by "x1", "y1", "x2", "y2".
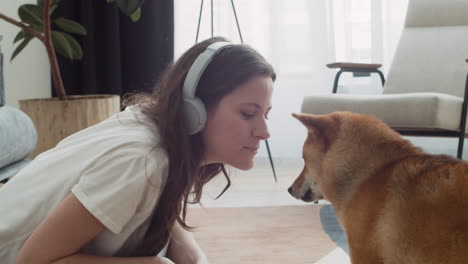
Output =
[
  {"x1": 194, "y1": 256, "x2": 210, "y2": 264},
  {"x1": 155, "y1": 257, "x2": 176, "y2": 264},
  {"x1": 166, "y1": 222, "x2": 209, "y2": 264}
]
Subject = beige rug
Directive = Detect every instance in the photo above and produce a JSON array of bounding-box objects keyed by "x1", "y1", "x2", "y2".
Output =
[{"x1": 187, "y1": 205, "x2": 345, "y2": 264}]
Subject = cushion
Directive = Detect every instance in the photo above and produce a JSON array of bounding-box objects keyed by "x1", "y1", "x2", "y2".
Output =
[
  {"x1": 405, "y1": 0, "x2": 468, "y2": 28},
  {"x1": 302, "y1": 92, "x2": 464, "y2": 131},
  {"x1": 0, "y1": 106, "x2": 37, "y2": 169},
  {"x1": 0, "y1": 160, "x2": 30, "y2": 182},
  {"x1": 383, "y1": 26, "x2": 468, "y2": 97}
]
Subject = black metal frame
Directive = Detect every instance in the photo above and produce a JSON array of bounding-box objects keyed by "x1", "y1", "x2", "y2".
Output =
[
  {"x1": 195, "y1": 0, "x2": 277, "y2": 180},
  {"x1": 332, "y1": 67, "x2": 386, "y2": 94},
  {"x1": 331, "y1": 68, "x2": 468, "y2": 159}
]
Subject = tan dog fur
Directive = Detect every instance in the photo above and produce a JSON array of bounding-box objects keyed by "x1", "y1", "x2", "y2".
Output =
[{"x1": 289, "y1": 112, "x2": 468, "y2": 264}]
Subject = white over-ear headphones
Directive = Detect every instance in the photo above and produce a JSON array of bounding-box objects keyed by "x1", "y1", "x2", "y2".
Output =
[{"x1": 182, "y1": 41, "x2": 233, "y2": 135}]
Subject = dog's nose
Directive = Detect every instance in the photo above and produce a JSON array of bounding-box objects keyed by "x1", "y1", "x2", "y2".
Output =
[{"x1": 288, "y1": 186, "x2": 293, "y2": 194}]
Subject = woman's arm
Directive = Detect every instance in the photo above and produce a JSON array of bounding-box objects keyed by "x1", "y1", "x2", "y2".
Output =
[
  {"x1": 15, "y1": 193, "x2": 170, "y2": 264},
  {"x1": 51, "y1": 255, "x2": 174, "y2": 264},
  {"x1": 166, "y1": 221, "x2": 209, "y2": 264}
]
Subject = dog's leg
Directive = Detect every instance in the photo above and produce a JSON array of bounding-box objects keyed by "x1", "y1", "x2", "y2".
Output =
[
  {"x1": 349, "y1": 246, "x2": 384, "y2": 264},
  {"x1": 350, "y1": 254, "x2": 384, "y2": 264}
]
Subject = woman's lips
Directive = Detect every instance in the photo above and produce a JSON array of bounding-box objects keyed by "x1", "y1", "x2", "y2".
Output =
[{"x1": 244, "y1": 147, "x2": 258, "y2": 154}]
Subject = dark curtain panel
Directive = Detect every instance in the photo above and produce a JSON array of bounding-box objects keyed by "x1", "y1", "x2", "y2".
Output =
[{"x1": 53, "y1": 0, "x2": 174, "y2": 97}]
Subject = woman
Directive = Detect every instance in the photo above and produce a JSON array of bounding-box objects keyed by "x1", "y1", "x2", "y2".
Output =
[{"x1": 0, "y1": 36, "x2": 276, "y2": 264}]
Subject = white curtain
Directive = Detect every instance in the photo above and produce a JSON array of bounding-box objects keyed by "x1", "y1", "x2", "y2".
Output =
[{"x1": 174, "y1": 0, "x2": 408, "y2": 164}]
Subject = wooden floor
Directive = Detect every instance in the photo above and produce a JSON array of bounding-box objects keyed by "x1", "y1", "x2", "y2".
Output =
[{"x1": 188, "y1": 160, "x2": 349, "y2": 264}]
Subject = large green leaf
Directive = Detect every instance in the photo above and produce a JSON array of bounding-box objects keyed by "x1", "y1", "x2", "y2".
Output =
[
  {"x1": 11, "y1": 35, "x2": 33, "y2": 61},
  {"x1": 130, "y1": 8, "x2": 141, "y2": 22},
  {"x1": 50, "y1": 3, "x2": 59, "y2": 14},
  {"x1": 13, "y1": 30, "x2": 29, "y2": 44},
  {"x1": 30, "y1": 23, "x2": 44, "y2": 33},
  {"x1": 52, "y1": 31, "x2": 83, "y2": 60},
  {"x1": 52, "y1": 31, "x2": 73, "y2": 60},
  {"x1": 114, "y1": 0, "x2": 144, "y2": 17},
  {"x1": 18, "y1": 4, "x2": 43, "y2": 27},
  {"x1": 54, "y1": 18, "x2": 87, "y2": 36},
  {"x1": 61, "y1": 32, "x2": 83, "y2": 60}
]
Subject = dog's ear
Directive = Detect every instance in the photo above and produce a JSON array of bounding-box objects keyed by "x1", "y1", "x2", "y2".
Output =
[
  {"x1": 292, "y1": 113, "x2": 337, "y2": 148},
  {"x1": 292, "y1": 113, "x2": 331, "y2": 132}
]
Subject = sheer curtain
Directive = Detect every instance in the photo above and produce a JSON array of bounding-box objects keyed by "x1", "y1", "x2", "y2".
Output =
[{"x1": 174, "y1": 0, "x2": 408, "y2": 164}]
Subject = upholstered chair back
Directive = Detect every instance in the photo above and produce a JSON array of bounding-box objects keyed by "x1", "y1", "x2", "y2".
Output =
[{"x1": 384, "y1": 0, "x2": 468, "y2": 97}]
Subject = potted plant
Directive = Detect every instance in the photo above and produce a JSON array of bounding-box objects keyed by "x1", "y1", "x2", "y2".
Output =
[{"x1": 0, "y1": 0, "x2": 144, "y2": 158}]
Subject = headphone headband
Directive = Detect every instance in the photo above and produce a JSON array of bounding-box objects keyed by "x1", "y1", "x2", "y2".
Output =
[{"x1": 182, "y1": 41, "x2": 233, "y2": 98}]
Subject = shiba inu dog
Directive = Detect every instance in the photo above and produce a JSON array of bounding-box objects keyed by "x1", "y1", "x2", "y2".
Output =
[{"x1": 288, "y1": 111, "x2": 468, "y2": 264}]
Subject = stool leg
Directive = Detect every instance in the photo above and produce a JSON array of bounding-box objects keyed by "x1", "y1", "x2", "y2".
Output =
[
  {"x1": 457, "y1": 135, "x2": 464, "y2": 159},
  {"x1": 264, "y1": 140, "x2": 277, "y2": 182},
  {"x1": 457, "y1": 74, "x2": 468, "y2": 159},
  {"x1": 332, "y1": 69, "x2": 344, "y2": 94},
  {"x1": 376, "y1": 69, "x2": 385, "y2": 87}
]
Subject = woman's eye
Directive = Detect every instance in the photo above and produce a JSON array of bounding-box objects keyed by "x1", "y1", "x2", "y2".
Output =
[
  {"x1": 264, "y1": 114, "x2": 269, "y2": 120},
  {"x1": 241, "y1": 112, "x2": 255, "y2": 119}
]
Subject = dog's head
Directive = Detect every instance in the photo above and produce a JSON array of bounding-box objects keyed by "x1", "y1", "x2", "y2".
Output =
[
  {"x1": 288, "y1": 112, "x2": 339, "y2": 203},
  {"x1": 288, "y1": 111, "x2": 401, "y2": 203}
]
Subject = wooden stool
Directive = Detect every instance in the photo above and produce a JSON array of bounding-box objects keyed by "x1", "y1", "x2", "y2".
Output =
[{"x1": 327, "y1": 62, "x2": 385, "y2": 93}]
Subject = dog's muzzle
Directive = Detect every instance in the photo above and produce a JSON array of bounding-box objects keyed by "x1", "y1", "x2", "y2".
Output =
[{"x1": 288, "y1": 187, "x2": 319, "y2": 204}]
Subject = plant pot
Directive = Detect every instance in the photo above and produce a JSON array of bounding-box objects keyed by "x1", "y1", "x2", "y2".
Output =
[{"x1": 19, "y1": 94, "x2": 121, "y2": 158}]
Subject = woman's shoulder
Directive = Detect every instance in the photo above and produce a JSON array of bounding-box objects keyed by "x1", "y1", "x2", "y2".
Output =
[
  {"x1": 56, "y1": 104, "x2": 161, "y2": 152},
  {"x1": 31, "y1": 104, "x2": 168, "y2": 183}
]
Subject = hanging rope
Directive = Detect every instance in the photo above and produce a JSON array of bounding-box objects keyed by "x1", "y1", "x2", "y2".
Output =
[
  {"x1": 211, "y1": 0, "x2": 214, "y2": 37},
  {"x1": 195, "y1": 0, "x2": 204, "y2": 43},
  {"x1": 230, "y1": 0, "x2": 243, "y2": 44},
  {"x1": 196, "y1": 0, "x2": 244, "y2": 44}
]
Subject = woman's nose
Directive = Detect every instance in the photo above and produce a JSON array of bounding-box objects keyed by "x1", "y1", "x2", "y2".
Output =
[{"x1": 254, "y1": 119, "x2": 270, "y2": 140}]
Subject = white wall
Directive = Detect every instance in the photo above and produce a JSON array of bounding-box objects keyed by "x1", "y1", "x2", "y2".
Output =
[
  {"x1": 174, "y1": 0, "x2": 408, "y2": 160},
  {"x1": 1, "y1": 1, "x2": 50, "y2": 108}
]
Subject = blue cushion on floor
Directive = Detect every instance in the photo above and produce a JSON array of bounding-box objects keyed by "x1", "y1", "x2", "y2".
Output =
[
  {"x1": 0, "y1": 159, "x2": 30, "y2": 182},
  {"x1": 0, "y1": 105, "x2": 37, "y2": 168}
]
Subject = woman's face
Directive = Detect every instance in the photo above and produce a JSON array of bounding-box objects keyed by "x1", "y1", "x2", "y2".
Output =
[{"x1": 202, "y1": 75, "x2": 274, "y2": 170}]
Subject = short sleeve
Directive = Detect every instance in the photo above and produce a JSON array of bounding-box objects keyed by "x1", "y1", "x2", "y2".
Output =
[{"x1": 71, "y1": 147, "x2": 167, "y2": 234}]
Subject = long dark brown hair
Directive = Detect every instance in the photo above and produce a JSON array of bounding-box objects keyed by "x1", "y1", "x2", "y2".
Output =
[{"x1": 133, "y1": 37, "x2": 276, "y2": 256}]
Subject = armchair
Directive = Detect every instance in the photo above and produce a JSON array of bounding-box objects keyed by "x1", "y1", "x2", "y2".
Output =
[{"x1": 301, "y1": 0, "x2": 468, "y2": 158}]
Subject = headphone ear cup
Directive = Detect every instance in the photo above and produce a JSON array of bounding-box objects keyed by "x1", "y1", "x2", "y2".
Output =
[
  {"x1": 182, "y1": 42, "x2": 232, "y2": 135},
  {"x1": 183, "y1": 97, "x2": 207, "y2": 135}
]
